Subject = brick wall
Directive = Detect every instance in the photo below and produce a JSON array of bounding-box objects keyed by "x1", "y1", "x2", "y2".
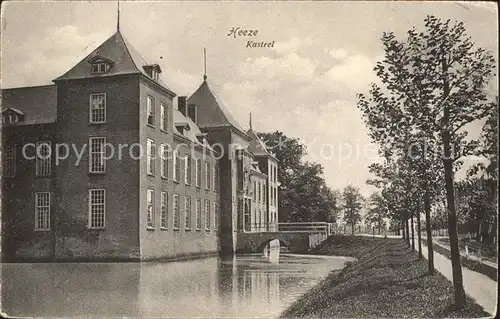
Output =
[
  {"x1": 54, "y1": 75, "x2": 141, "y2": 259},
  {"x1": 138, "y1": 79, "x2": 219, "y2": 260},
  {"x1": 2, "y1": 124, "x2": 56, "y2": 261}
]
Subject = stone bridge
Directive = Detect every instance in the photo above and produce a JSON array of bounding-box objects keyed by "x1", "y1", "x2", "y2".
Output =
[{"x1": 236, "y1": 222, "x2": 333, "y2": 253}]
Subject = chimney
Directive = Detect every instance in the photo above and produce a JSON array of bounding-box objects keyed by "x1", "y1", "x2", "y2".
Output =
[
  {"x1": 178, "y1": 96, "x2": 187, "y2": 116},
  {"x1": 188, "y1": 103, "x2": 197, "y2": 123}
]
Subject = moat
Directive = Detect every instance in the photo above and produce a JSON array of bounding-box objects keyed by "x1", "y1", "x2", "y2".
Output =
[{"x1": 1, "y1": 250, "x2": 351, "y2": 318}]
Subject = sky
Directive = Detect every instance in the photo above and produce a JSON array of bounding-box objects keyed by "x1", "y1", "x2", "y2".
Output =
[{"x1": 1, "y1": 1, "x2": 498, "y2": 197}]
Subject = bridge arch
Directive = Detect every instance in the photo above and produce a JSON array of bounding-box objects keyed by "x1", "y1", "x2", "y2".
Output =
[
  {"x1": 236, "y1": 222, "x2": 333, "y2": 253},
  {"x1": 256, "y1": 238, "x2": 289, "y2": 253}
]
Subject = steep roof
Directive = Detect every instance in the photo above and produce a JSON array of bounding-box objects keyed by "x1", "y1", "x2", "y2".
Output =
[
  {"x1": 1, "y1": 85, "x2": 57, "y2": 125},
  {"x1": 188, "y1": 80, "x2": 248, "y2": 137},
  {"x1": 247, "y1": 128, "x2": 277, "y2": 160},
  {"x1": 173, "y1": 106, "x2": 214, "y2": 151},
  {"x1": 54, "y1": 31, "x2": 174, "y2": 93}
]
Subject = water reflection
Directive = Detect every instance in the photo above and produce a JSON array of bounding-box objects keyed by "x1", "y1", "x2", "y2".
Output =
[
  {"x1": 263, "y1": 239, "x2": 280, "y2": 264},
  {"x1": 2, "y1": 252, "x2": 349, "y2": 318}
]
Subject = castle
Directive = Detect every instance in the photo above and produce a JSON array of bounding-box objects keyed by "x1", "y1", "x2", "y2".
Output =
[{"x1": 1, "y1": 27, "x2": 279, "y2": 261}]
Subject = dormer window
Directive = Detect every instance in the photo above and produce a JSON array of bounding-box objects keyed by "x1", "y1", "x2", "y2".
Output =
[
  {"x1": 143, "y1": 64, "x2": 162, "y2": 82},
  {"x1": 175, "y1": 123, "x2": 190, "y2": 135},
  {"x1": 196, "y1": 133, "x2": 208, "y2": 144},
  {"x1": 2, "y1": 114, "x2": 18, "y2": 124},
  {"x1": 88, "y1": 55, "x2": 114, "y2": 74},
  {"x1": 151, "y1": 69, "x2": 159, "y2": 81},
  {"x1": 2, "y1": 107, "x2": 25, "y2": 125},
  {"x1": 91, "y1": 63, "x2": 109, "y2": 74}
]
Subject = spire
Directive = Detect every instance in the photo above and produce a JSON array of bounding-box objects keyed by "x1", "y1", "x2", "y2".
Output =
[
  {"x1": 249, "y1": 112, "x2": 253, "y2": 130},
  {"x1": 203, "y1": 47, "x2": 207, "y2": 81},
  {"x1": 117, "y1": 1, "x2": 120, "y2": 32}
]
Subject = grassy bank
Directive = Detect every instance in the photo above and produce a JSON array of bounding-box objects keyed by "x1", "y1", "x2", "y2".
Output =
[{"x1": 281, "y1": 236, "x2": 490, "y2": 318}]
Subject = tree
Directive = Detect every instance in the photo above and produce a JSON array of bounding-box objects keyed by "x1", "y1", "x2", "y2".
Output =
[
  {"x1": 456, "y1": 178, "x2": 497, "y2": 243},
  {"x1": 469, "y1": 97, "x2": 499, "y2": 180},
  {"x1": 258, "y1": 131, "x2": 306, "y2": 222},
  {"x1": 358, "y1": 16, "x2": 496, "y2": 308},
  {"x1": 465, "y1": 97, "x2": 499, "y2": 244},
  {"x1": 258, "y1": 131, "x2": 339, "y2": 223},
  {"x1": 365, "y1": 192, "x2": 388, "y2": 234},
  {"x1": 327, "y1": 189, "x2": 343, "y2": 223},
  {"x1": 342, "y1": 185, "x2": 364, "y2": 235}
]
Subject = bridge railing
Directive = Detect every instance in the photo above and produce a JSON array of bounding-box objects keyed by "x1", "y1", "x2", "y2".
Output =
[
  {"x1": 278, "y1": 222, "x2": 334, "y2": 235},
  {"x1": 244, "y1": 223, "x2": 279, "y2": 233}
]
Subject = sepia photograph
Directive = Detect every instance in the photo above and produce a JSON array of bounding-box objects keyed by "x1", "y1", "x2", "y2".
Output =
[{"x1": 0, "y1": 0, "x2": 498, "y2": 318}]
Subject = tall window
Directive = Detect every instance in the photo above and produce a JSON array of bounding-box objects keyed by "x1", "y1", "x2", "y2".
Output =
[
  {"x1": 89, "y1": 189, "x2": 105, "y2": 228},
  {"x1": 161, "y1": 192, "x2": 168, "y2": 229},
  {"x1": 274, "y1": 187, "x2": 277, "y2": 206},
  {"x1": 244, "y1": 202, "x2": 251, "y2": 232},
  {"x1": 36, "y1": 141, "x2": 51, "y2": 176},
  {"x1": 214, "y1": 202, "x2": 219, "y2": 230},
  {"x1": 204, "y1": 199, "x2": 210, "y2": 231},
  {"x1": 147, "y1": 139, "x2": 155, "y2": 175},
  {"x1": 35, "y1": 192, "x2": 50, "y2": 230},
  {"x1": 185, "y1": 196, "x2": 192, "y2": 230},
  {"x1": 184, "y1": 156, "x2": 191, "y2": 185},
  {"x1": 147, "y1": 96, "x2": 155, "y2": 126},
  {"x1": 205, "y1": 161, "x2": 211, "y2": 190},
  {"x1": 90, "y1": 93, "x2": 106, "y2": 123},
  {"x1": 195, "y1": 158, "x2": 201, "y2": 187},
  {"x1": 253, "y1": 181, "x2": 256, "y2": 201},
  {"x1": 89, "y1": 137, "x2": 105, "y2": 173},
  {"x1": 173, "y1": 194, "x2": 180, "y2": 229},
  {"x1": 213, "y1": 164, "x2": 219, "y2": 192},
  {"x1": 270, "y1": 186, "x2": 274, "y2": 206},
  {"x1": 258, "y1": 182, "x2": 261, "y2": 202},
  {"x1": 262, "y1": 184, "x2": 265, "y2": 203},
  {"x1": 275, "y1": 188, "x2": 278, "y2": 206},
  {"x1": 173, "y1": 150, "x2": 180, "y2": 182},
  {"x1": 160, "y1": 103, "x2": 168, "y2": 131},
  {"x1": 3, "y1": 144, "x2": 15, "y2": 177},
  {"x1": 161, "y1": 144, "x2": 168, "y2": 178},
  {"x1": 147, "y1": 189, "x2": 155, "y2": 229},
  {"x1": 196, "y1": 198, "x2": 202, "y2": 230}
]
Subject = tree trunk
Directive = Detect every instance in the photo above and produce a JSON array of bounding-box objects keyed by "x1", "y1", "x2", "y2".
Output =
[
  {"x1": 424, "y1": 192, "x2": 434, "y2": 274},
  {"x1": 441, "y1": 56, "x2": 466, "y2": 308},
  {"x1": 402, "y1": 220, "x2": 406, "y2": 240},
  {"x1": 417, "y1": 211, "x2": 422, "y2": 260},
  {"x1": 443, "y1": 157, "x2": 466, "y2": 308},
  {"x1": 441, "y1": 72, "x2": 465, "y2": 305},
  {"x1": 477, "y1": 222, "x2": 482, "y2": 242},
  {"x1": 351, "y1": 223, "x2": 355, "y2": 236},
  {"x1": 405, "y1": 218, "x2": 410, "y2": 247},
  {"x1": 411, "y1": 215, "x2": 415, "y2": 251}
]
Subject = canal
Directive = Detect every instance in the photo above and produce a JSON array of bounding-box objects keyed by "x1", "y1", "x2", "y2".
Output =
[{"x1": 1, "y1": 249, "x2": 352, "y2": 318}]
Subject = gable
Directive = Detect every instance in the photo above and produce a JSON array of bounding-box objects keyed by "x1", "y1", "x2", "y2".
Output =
[
  {"x1": 54, "y1": 30, "x2": 175, "y2": 95},
  {"x1": 55, "y1": 32, "x2": 140, "y2": 81},
  {"x1": 246, "y1": 128, "x2": 278, "y2": 160}
]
